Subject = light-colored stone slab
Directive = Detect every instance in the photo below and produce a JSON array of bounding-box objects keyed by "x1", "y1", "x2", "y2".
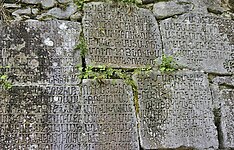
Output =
[
  {"x1": 219, "y1": 89, "x2": 234, "y2": 148},
  {"x1": 160, "y1": 13, "x2": 234, "y2": 74},
  {"x1": 80, "y1": 79, "x2": 139, "y2": 150},
  {"x1": 153, "y1": 1, "x2": 194, "y2": 19},
  {"x1": 83, "y1": 2, "x2": 162, "y2": 68},
  {"x1": 135, "y1": 70, "x2": 219, "y2": 149}
]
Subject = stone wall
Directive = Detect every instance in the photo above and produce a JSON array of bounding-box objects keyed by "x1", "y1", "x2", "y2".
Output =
[{"x1": 0, "y1": 0, "x2": 233, "y2": 149}]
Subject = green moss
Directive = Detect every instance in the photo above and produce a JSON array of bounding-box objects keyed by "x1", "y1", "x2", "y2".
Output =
[
  {"x1": 75, "y1": 33, "x2": 88, "y2": 57},
  {"x1": 0, "y1": 66, "x2": 12, "y2": 90}
]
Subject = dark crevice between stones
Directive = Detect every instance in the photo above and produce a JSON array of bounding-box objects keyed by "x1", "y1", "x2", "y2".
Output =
[
  {"x1": 210, "y1": 85, "x2": 224, "y2": 149},
  {"x1": 156, "y1": 18, "x2": 164, "y2": 55},
  {"x1": 213, "y1": 107, "x2": 224, "y2": 149},
  {"x1": 207, "y1": 7, "x2": 223, "y2": 15}
]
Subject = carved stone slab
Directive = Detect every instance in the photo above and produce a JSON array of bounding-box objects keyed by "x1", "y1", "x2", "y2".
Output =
[
  {"x1": 81, "y1": 79, "x2": 139, "y2": 150},
  {"x1": 0, "y1": 20, "x2": 81, "y2": 85},
  {"x1": 0, "y1": 85, "x2": 82, "y2": 149},
  {"x1": 135, "y1": 71, "x2": 218, "y2": 149},
  {"x1": 220, "y1": 89, "x2": 234, "y2": 148},
  {"x1": 160, "y1": 13, "x2": 234, "y2": 74},
  {"x1": 0, "y1": 79, "x2": 139, "y2": 149},
  {"x1": 83, "y1": 2, "x2": 162, "y2": 68}
]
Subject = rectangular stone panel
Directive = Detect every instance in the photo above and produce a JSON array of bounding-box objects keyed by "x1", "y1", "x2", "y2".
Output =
[
  {"x1": 160, "y1": 13, "x2": 234, "y2": 74},
  {"x1": 81, "y1": 79, "x2": 139, "y2": 150},
  {"x1": 134, "y1": 71, "x2": 218, "y2": 149},
  {"x1": 0, "y1": 20, "x2": 81, "y2": 85},
  {"x1": 219, "y1": 89, "x2": 234, "y2": 148},
  {"x1": 83, "y1": 2, "x2": 162, "y2": 68},
  {"x1": 0, "y1": 85, "x2": 83, "y2": 150},
  {"x1": 0, "y1": 79, "x2": 139, "y2": 149}
]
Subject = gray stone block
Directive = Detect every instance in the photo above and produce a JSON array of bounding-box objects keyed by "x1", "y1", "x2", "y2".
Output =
[
  {"x1": 81, "y1": 79, "x2": 139, "y2": 150},
  {"x1": 160, "y1": 13, "x2": 234, "y2": 74},
  {"x1": 134, "y1": 70, "x2": 219, "y2": 149},
  {"x1": 153, "y1": 1, "x2": 194, "y2": 19},
  {"x1": 220, "y1": 89, "x2": 234, "y2": 148},
  {"x1": 0, "y1": 78, "x2": 139, "y2": 149},
  {"x1": 0, "y1": 20, "x2": 81, "y2": 85},
  {"x1": 213, "y1": 76, "x2": 234, "y2": 87},
  {"x1": 83, "y1": 2, "x2": 162, "y2": 68}
]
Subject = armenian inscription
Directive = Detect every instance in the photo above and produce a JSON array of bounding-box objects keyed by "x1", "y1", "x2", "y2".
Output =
[
  {"x1": 160, "y1": 13, "x2": 234, "y2": 74},
  {"x1": 0, "y1": 20, "x2": 81, "y2": 84},
  {"x1": 83, "y1": 2, "x2": 162, "y2": 68},
  {"x1": 81, "y1": 79, "x2": 139, "y2": 150},
  {"x1": 135, "y1": 71, "x2": 218, "y2": 149},
  {"x1": 220, "y1": 89, "x2": 234, "y2": 148}
]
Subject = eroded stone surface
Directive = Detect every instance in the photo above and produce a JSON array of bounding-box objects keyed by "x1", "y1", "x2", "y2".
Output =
[
  {"x1": 213, "y1": 76, "x2": 234, "y2": 87},
  {"x1": 81, "y1": 79, "x2": 139, "y2": 150},
  {"x1": 220, "y1": 89, "x2": 234, "y2": 148},
  {"x1": 160, "y1": 13, "x2": 234, "y2": 74},
  {"x1": 153, "y1": 1, "x2": 194, "y2": 19},
  {"x1": 0, "y1": 85, "x2": 83, "y2": 149},
  {"x1": 0, "y1": 78, "x2": 139, "y2": 149},
  {"x1": 135, "y1": 71, "x2": 218, "y2": 149},
  {"x1": 0, "y1": 20, "x2": 81, "y2": 84},
  {"x1": 46, "y1": 3, "x2": 77, "y2": 19},
  {"x1": 83, "y1": 2, "x2": 162, "y2": 68}
]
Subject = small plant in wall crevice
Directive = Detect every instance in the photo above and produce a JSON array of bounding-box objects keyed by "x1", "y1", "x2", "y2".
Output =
[
  {"x1": 0, "y1": 66, "x2": 12, "y2": 90},
  {"x1": 159, "y1": 54, "x2": 179, "y2": 73}
]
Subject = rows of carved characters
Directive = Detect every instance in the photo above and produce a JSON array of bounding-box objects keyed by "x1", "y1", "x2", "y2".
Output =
[
  {"x1": 0, "y1": 85, "x2": 85, "y2": 150},
  {"x1": 81, "y1": 79, "x2": 139, "y2": 150},
  {"x1": 135, "y1": 71, "x2": 218, "y2": 149},
  {"x1": 0, "y1": 20, "x2": 81, "y2": 84},
  {"x1": 83, "y1": 2, "x2": 162, "y2": 68},
  {"x1": 160, "y1": 13, "x2": 234, "y2": 74},
  {"x1": 220, "y1": 89, "x2": 234, "y2": 148}
]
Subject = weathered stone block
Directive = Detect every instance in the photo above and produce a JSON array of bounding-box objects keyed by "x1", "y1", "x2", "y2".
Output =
[
  {"x1": 220, "y1": 89, "x2": 234, "y2": 148},
  {"x1": 81, "y1": 79, "x2": 139, "y2": 150},
  {"x1": 0, "y1": 79, "x2": 139, "y2": 149},
  {"x1": 160, "y1": 13, "x2": 234, "y2": 74},
  {"x1": 135, "y1": 71, "x2": 218, "y2": 149},
  {"x1": 83, "y1": 2, "x2": 162, "y2": 68},
  {"x1": 0, "y1": 20, "x2": 81, "y2": 85},
  {"x1": 153, "y1": 1, "x2": 194, "y2": 19}
]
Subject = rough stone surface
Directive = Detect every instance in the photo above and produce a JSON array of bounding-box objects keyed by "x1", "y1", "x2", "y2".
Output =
[
  {"x1": 46, "y1": 3, "x2": 77, "y2": 19},
  {"x1": 0, "y1": 79, "x2": 139, "y2": 149},
  {"x1": 81, "y1": 79, "x2": 139, "y2": 150},
  {"x1": 70, "y1": 11, "x2": 82, "y2": 21},
  {"x1": 83, "y1": 2, "x2": 162, "y2": 68},
  {"x1": 153, "y1": 1, "x2": 194, "y2": 19},
  {"x1": 135, "y1": 71, "x2": 218, "y2": 149},
  {"x1": 3, "y1": 3, "x2": 21, "y2": 8},
  {"x1": 21, "y1": 0, "x2": 56, "y2": 8},
  {"x1": 57, "y1": 0, "x2": 73, "y2": 3},
  {"x1": 0, "y1": 20, "x2": 81, "y2": 84},
  {"x1": 20, "y1": 0, "x2": 38, "y2": 4},
  {"x1": 12, "y1": 7, "x2": 31, "y2": 16},
  {"x1": 160, "y1": 13, "x2": 234, "y2": 74},
  {"x1": 41, "y1": 0, "x2": 56, "y2": 8},
  {"x1": 213, "y1": 76, "x2": 234, "y2": 87},
  {"x1": 219, "y1": 89, "x2": 234, "y2": 148}
]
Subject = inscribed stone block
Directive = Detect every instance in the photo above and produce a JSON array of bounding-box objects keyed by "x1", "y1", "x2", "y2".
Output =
[
  {"x1": 83, "y1": 2, "x2": 162, "y2": 68},
  {"x1": 135, "y1": 71, "x2": 218, "y2": 149},
  {"x1": 160, "y1": 13, "x2": 234, "y2": 74},
  {"x1": 220, "y1": 89, "x2": 234, "y2": 148},
  {"x1": 81, "y1": 79, "x2": 139, "y2": 150},
  {"x1": 0, "y1": 20, "x2": 81, "y2": 85}
]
